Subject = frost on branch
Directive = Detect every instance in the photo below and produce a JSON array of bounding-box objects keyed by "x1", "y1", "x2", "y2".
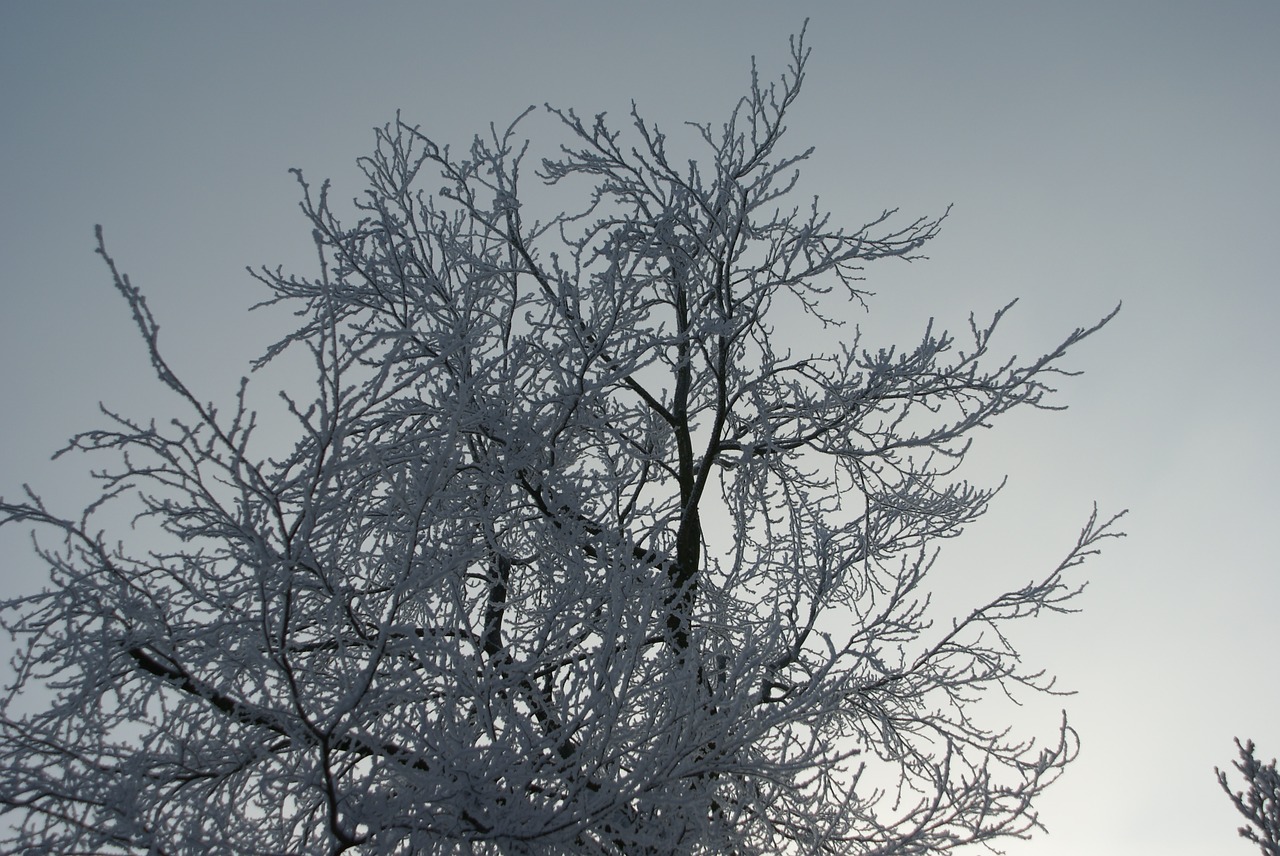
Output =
[
  {"x1": 1219, "y1": 739, "x2": 1280, "y2": 856},
  {"x1": 0, "y1": 28, "x2": 1122, "y2": 855}
]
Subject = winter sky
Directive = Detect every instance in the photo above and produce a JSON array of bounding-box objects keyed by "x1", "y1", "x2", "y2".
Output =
[{"x1": 1, "y1": 3, "x2": 1277, "y2": 853}]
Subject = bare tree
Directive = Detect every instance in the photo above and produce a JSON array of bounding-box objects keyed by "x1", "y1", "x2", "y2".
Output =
[
  {"x1": 0, "y1": 29, "x2": 1122, "y2": 855},
  {"x1": 1219, "y1": 739, "x2": 1280, "y2": 856}
]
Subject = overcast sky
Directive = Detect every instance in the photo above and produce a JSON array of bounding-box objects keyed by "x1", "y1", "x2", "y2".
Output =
[{"x1": 2, "y1": 3, "x2": 1277, "y2": 854}]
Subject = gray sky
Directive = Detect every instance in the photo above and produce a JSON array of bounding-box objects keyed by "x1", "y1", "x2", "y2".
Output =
[{"x1": 2, "y1": 3, "x2": 1277, "y2": 853}]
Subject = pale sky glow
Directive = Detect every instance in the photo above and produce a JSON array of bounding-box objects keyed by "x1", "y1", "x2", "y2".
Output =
[{"x1": 2, "y1": 3, "x2": 1277, "y2": 854}]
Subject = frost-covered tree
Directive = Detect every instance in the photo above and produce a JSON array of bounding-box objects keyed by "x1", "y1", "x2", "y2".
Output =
[
  {"x1": 1219, "y1": 739, "x2": 1280, "y2": 856},
  {"x1": 0, "y1": 29, "x2": 1122, "y2": 855}
]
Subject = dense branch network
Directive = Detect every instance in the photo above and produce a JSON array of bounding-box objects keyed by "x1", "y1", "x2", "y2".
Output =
[
  {"x1": 1219, "y1": 739, "x2": 1280, "y2": 856},
  {"x1": 0, "y1": 28, "x2": 1122, "y2": 855}
]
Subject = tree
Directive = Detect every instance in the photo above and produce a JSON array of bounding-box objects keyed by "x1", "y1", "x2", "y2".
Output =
[
  {"x1": 1219, "y1": 739, "x2": 1280, "y2": 856},
  {"x1": 0, "y1": 29, "x2": 1122, "y2": 855}
]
